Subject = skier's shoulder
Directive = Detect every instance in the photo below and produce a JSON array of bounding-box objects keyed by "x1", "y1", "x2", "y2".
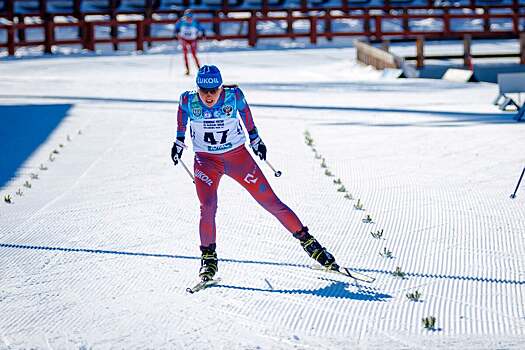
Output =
[
  {"x1": 179, "y1": 90, "x2": 195, "y2": 103},
  {"x1": 222, "y1": 84, "x2": 241, "y2": 95}
]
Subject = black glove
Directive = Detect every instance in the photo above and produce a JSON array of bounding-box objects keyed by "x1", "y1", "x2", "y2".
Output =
[
  {"x1": 250, "y1": 136, "x2": 267, "y2": 161},
  {"x1": 171, "y1": 137, "x2": 186, "y2": 165}
]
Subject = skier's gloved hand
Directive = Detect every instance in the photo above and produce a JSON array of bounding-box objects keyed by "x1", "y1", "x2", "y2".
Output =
[
  {"x1": 250, "y1": 136, "x2": 267, "y2": 161},
  {"x1": 171, "y1": 137, "x2": 186, "y2": 165}
]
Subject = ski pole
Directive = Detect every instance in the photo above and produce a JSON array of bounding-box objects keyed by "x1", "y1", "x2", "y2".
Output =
[
  {"x1": 178, "y1": 158, "x2": 195, "y2": 183},
  {"x1": 173, "y1": 141, "x2": 194, "y2": 183},
  {"x1": 264, "y1": 160, "x2": 282, "y2": 177},
  {"x1": 510, "y1": 166, "x2": 525, "y2": 199}
]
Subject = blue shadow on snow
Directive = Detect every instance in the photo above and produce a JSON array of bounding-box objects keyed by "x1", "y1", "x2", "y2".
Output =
[
  {"x1": 0, "y1": 104, "x2": 72, "y2": 188},
  {"x1": 217, "y1": 278, "x2": 391, "y2": 301}
]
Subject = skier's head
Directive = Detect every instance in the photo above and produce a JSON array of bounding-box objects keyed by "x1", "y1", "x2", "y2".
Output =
[
  {"x1": 197, "y1": 65, "x2": 223, "y2": 108},
  {"x1": 183, "y1": 9, "x2": 193, "y2": 19},
  {"x1": 196, "y1": 65, "x2": 222, "y2": 89}
]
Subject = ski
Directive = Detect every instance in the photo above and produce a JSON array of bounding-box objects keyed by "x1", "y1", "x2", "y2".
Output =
[
  {"x1": 186, "y1": 277, "x2": 222, "y2": 294},
  {"x1": 311, "y1": 265, "x2": 375, "y2": 283}
]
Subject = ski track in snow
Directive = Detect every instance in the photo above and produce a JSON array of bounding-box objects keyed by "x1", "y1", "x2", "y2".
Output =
[{"x1": 0, "y1": 48, "x2": 524, "y2": 349}]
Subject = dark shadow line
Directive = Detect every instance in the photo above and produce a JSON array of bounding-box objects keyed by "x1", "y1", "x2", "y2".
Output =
[
  {"x1": 352, "y1": 266, "x2": 524, "y2": 285},
  {"x1": 0, "y1": 243, "x2": 305, "y2": 268},
  {"x1": 0, "y1": 243, "x2": 522, "y2": 285},
  {"x1": 0, "y1": 94, "x2": 175, "y2": 105},
  {"x1": 0, "y1": 94, "x2": 512, "y2": 120}
]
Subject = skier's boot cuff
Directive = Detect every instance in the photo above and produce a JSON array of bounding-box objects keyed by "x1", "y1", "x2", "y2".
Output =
[
  {"x1": 294, "y1": 227, "x2": 336, "y2": 269},
  {"x1": 199, "y1": 245, "x2": 218, "y2": 281},
  {"x1": 292, "y1": 226, "x2": 312, "y2": 242}
]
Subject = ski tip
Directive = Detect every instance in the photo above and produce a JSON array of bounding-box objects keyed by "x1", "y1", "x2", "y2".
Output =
[{"x1": 341, "y1": 267, "x2": 376, "y2": 283}]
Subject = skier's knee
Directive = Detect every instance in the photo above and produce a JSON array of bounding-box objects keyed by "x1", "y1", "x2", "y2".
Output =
[{"x1": 200, "y1": 201, "x2": 217, "y2": 216}]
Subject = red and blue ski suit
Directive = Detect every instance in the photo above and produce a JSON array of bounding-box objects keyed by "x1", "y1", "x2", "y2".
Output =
[{"x1": 176, "y1": 87, "x2": 303, "y2": 248}]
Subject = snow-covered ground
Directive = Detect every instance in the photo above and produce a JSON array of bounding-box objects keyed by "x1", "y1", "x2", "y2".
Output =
[{"x1": 0, "y1": 47, "x2": 524, "y2": 349}]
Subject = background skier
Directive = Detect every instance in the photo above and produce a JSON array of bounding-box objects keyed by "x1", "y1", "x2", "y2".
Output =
[{"x1": 174, "y1": 9, "x2": 205, "y2": 75}]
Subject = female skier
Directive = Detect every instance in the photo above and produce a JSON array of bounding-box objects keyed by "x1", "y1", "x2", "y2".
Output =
[
  {"x1": 172, "y1": 65, "x2": 339, "y2": 281},
  {"x1": 174, "y1": 9, "x2": 205, "y2": 75}
]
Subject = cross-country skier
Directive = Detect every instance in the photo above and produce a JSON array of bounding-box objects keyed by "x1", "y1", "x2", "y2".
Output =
[
  {"x1": 172, "y1": 65, "x2": 339, "y2": 281},
  {"x1": 174, "y1": 9, "x2": 205, "y2": 76}
]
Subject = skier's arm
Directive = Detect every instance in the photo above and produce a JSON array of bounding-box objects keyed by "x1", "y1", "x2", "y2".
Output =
[
  {"x1": 176, "y1": 92, "x2": 189, "y2": 139},
  {"x1": 174, "y1": 20, "x2": 181, "y2": 37},
  {"x1": 236, "y1": 88, "x2": 256, "y2": 136},
  {"x1": 236, "y1": 88, "x2": 267, "y2": 160},
  {"x1": 172, "y1": 93, "x2": 189, "y2": 165},
  {"x1": 196, "y1": 20, "x2": 206, "y2": 39}
]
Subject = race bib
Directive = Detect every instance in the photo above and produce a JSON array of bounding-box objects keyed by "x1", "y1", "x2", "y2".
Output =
[{"x1": 187, "y1": 89, "x2": 246, "y2": 154}]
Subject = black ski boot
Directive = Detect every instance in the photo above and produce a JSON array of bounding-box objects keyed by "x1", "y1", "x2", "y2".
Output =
[
  {"x1": 293, "y1": 227, "x2": 339, "y2": 270},
  {"x1": 199, "y1": 244, "x2": 218, "y2": 281}
]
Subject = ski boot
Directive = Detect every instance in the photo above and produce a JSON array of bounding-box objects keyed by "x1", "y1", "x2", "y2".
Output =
[
  {"x1": 199, "y1": 244, "x2": 218, "y2": 281},
  {"x1": 293, "y1": 227, "x2": 339, "y2": 271}
]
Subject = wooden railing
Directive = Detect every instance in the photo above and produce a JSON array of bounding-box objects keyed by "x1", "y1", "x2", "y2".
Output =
[{"x1": 1, "y1": 11, "x2": 524, "y2": 55}]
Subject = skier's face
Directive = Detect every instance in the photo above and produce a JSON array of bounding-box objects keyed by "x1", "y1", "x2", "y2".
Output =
[{"x1": 198, "y1": 87, "x2": 222, "y2": 108}]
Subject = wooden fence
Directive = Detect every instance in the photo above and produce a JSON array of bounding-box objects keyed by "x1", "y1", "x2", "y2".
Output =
[{"x1": 1, "y1": 10, "x2": 525, "y2": 55}]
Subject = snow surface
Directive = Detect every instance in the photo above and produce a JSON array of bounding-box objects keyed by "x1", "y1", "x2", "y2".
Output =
[{"x1": 0, "y1": 46, "x2": 524, "y2": 349}]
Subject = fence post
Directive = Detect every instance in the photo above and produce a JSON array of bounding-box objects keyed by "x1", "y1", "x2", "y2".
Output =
[
  {"x1": 374, "y1": 15, "x2": 382, "y2": 41},
  {"x1": 213, "y1": 10, "x2": 220, "y2": 37},
  {"x1": 286, "y1": 10, "x2": 293, "y2": 38},
  {"x1": 7, "y1": 24, "x2": 15, "y2": 56},
  {"x1": 443, "y1": 9, "x2": 450, "y2": 36},
  {"x1": 463, "y1": 34, "x2": 472, "y2": 69},
  {"x1": 416, "y1": 36, "x2": 424, "y2": 68},
  {"x1": 136, "y1": 21, "x2": 144, "y2": 52},
  {"x1": 248, "y1": 13, "x2": 257, "y2": 47},
  {"x1": 482, "y1": 7, "x2": 490, "y2": 32},
  {"x1": 402, "y1": 9, "x2": 409, "y2": 34},
  {"x1": 342, "y1": 0, "x2": 349, "y2": 13},
  {"x1": 299, "y1": 0, "x2": 307, "y2": 12},
  {"x1": 363, "y1": 13, "x2": 370, "y2": 35},
  {"x1": 81, "y1": 20, "x2": 88, "y2": 50},
  {"x1": 85, "y1": 22, "x2": 95, "y2": 51},
  {"x1": 310, "y1": 16, "x2": 317, "y2": 44},
  {"x1": 44, "y1": 19, "x2": 54, "y2": 54},
  {"x1": 324, "y1": 11, "x2": 332, "y2": 42},
  {"x1": 520, "y1": 33, "x2": 525, "y2": 64},
  {"x1": 511, "y1": 11, "x2": 519, "y2": 35}
]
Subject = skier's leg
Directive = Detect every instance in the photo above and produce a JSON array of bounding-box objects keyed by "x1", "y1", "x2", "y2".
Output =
[
  {"x1": 189, "y1": 40, "x2": 201, "y2": 69},
  {"x1": 224, "y1": 146, "x2": 337, "y2": 268},
  {"x1": 194, "y1": 153, "x2": 223, "y2": 280},
  {"x1": 181, "y1": 40, "x2": 190, "y2": 75},
  {"x1": 224, "y1": 146, "x2": 303, "y2": 233},
  {"x1": 194, "y1": 152, "x2": 223, "y2": 250}
]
